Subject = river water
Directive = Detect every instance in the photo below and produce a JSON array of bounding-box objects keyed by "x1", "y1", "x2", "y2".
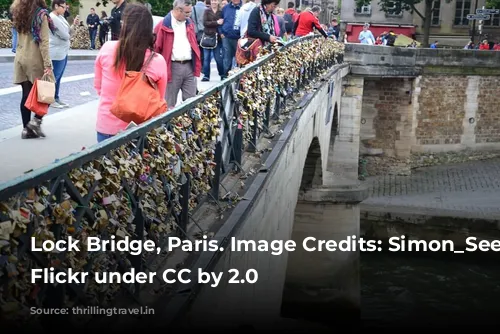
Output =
[
  {"x1": 360, "y1": 250, "x2": 500, "y2": 329},
  {"x1": 283, "y1": 250, "x2": 500, "y2": 330}
]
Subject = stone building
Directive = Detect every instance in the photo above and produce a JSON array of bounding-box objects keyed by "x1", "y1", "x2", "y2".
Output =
[
  {"x1": 413, "y1": 0, "x2": 500, "y2": 47},
  {"x1": 340, "y1": 0, "x2": 500, "y2": 46},
  {"x1": 340, "y1": 0, "x2": 416, "y2": 42}
]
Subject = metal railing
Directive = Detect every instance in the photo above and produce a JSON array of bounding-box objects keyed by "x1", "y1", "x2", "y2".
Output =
[{"x1": 0, "y1": 35, "x2": 344, "y2": 324}]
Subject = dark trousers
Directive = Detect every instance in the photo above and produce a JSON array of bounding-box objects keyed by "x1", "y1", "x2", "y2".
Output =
[
  {"x1": 20, "y1": 81, "x2": 42, "y2": 128},
  {"x1": 89, "y1": 28, "x2": 97, "y2": 49},
  {"x1": 222, "y1": 37, "x2": 238, "y2": 76},
  {"x1": 202, "y1": 43, "x2": 224, "y2": 79}
]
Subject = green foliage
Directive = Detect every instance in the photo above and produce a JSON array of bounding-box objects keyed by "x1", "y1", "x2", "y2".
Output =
[
  {"x1": 94, "y1": 1, "x2": 173, "y2": 16},
  {"x1": 486, "y1": 0, "x2": 500, "y2": 8}
]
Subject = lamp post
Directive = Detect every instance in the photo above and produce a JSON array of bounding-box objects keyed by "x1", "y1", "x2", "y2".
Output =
[{"x1": 471, "y1": 0, "x2": 479, "y2": 44}]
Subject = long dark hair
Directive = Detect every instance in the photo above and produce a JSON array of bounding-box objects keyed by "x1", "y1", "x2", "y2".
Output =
[
  {"x1": 11, "y1": 0, "x2": 49, "y2": 34},
  {"x1": 114, "y1": 3, "x2": 155, "y2": 72}
]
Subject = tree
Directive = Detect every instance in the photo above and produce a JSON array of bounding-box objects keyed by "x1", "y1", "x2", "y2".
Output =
[
  {"x1": 486, "y1": 0, "x2": 500, "y2": 8},
  {"x1": 355, "y1": 0, "x2": 452, "y2": 47},
  {"x1": 95, "y1": 0, "x2": 173, "y2": 16}
]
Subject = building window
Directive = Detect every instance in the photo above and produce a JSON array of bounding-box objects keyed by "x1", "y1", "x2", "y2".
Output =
[
  {"x1": 431, "y1": 0, "x2": 441, "y2": 25},
  {"x1": 385, "y1": 1, "x2": 402, "y2": 15},
  {"x1": 485, "y1": 13, "x2": 500, "y2": 26},
  {"x1": 355, "y1": 4, "x2": 372, "y2": 15},
  {"x1": 454, "y1": 0, "x2": 471, "y2": 26}
]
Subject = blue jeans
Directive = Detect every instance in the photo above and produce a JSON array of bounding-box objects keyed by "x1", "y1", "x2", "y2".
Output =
[
  {"x1": 202, "y1": 43, "x2": 224, "y2": 79},
  {"x1": 52, "y1": 56, "x2": 68, "y2": 100},
  {"x1": 89, "y1": 29, "x2": 97, "y2": 49},
  {"x1": 12, "y1": 27, "x2": 17, "y2": 53},
  {"x1": 97, "y1": 132, "x2": 114, "y2": 143},
  {"x1": 222, "y1": 37, "x2": 238, "y2": 76}
]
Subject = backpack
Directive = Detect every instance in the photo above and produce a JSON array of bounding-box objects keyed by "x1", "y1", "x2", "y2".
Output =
[
  {"x1": 386, "y1": 33, "x2": 396, "y2": 46},
  {"x1": 284, "y1": 13, "x2": 294, "y2": 33}
]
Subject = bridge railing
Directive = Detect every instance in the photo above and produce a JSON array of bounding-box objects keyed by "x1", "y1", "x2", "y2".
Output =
[{"x1": 0, "y1": 35, "x2": 344, "y2": 323}]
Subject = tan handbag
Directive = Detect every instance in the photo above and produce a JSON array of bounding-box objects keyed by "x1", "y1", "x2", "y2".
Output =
[{"x1": 36, "y1": 74, "x2": 56, "y2": 104}]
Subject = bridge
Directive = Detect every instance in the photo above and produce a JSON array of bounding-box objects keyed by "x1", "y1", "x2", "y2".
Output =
[{"x1": 1, "y1": 39, "x2": 499, "y2": 331}]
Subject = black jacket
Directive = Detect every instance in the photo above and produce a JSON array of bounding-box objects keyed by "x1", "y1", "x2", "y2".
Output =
[
  {"x1": 110, "y1": 1, "x2": 127, "y2": 39},
  {"x1": 247, "y1": 6, "x2": 276, "y2": 42},
  {"x1": 87, "y1": 13, "x2": 100, "y2": 30}
]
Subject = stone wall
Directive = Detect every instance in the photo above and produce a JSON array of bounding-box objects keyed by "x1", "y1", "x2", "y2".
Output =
[{"x1": 360, "y1": 75, "x2": 500, "y2": 176}]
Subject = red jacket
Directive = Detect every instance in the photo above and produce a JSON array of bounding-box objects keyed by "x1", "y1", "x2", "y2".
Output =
[
  {"x1": 494, "y1": 44, "x2": 500, "y2": 51},
  {"x1": 154, "y1": 13, "x2": 201, "y2": 83},
  {"x1": 479, "y1": 43, "x2": 490, "y2": 50},
  {"x1": 284, "y1": 8, "x2": 298, "y2": 23},
  {"x1": 293, "y1": 10, "x2": 327, "y2": 38}
]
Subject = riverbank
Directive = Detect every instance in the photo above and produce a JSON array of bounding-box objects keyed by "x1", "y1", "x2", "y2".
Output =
[{"x1": 360, "y1": 158, "x2": 500, "y2": 239}]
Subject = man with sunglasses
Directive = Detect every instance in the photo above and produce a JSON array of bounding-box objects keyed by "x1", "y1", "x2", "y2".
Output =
[{"x1": 154, "y1": 0, "x2": 202, "y2": 109}]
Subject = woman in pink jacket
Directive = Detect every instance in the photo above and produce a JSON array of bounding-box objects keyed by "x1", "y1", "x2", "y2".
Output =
[{"x1": 94, "y1": 3, "x2": 168, "y2": 143}]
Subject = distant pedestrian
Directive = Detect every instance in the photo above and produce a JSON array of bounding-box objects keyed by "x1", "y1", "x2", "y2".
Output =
[
  {"x1": 50, "y1": 0, "x2": 80, "y2": 109},
  {"x1": 358, "y1": 23, "x2": 375, "y2": 45},
  {"x1": 94, "y1": 3, "x2": 167, "y2": 143},
  {"x1": 430, "y1": 40, "x2": 439, "y2": 48},
  {"x1": 220, "y1": 0, "x2": 242, "y2": 77},
  {"x1": 87, "y1": 8, "x2": 100, "y2": 49},
  {"x1": 154, "y1": 0, "x2": 201, "y2": 109},
  {"x1": 98, "y1": 11, "x2": 109, "y2": 47},
  {"x1": 293, "y1": 6, "x2": 328, "y2": 39},
  {"x1": 11, "y1": 0, "x2": 56, "y2": 139}
]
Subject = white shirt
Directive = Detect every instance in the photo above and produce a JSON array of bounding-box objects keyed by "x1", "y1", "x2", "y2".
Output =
[{"x1": 171, "y1": 16, "x2": 192, "y2": 61}]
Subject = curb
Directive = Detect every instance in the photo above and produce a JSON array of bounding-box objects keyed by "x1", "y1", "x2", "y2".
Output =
[
  {"x1": 0, "y1": 54, "x2": 97, "y2": 63},
  {"x1": 360, "y1": 203, "x2": 500, "y2": 226}
]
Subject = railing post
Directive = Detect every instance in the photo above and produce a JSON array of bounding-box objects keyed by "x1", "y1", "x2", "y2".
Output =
[
  {"x1": 211, "y1": 141, "x2": 222, "y2": 202},
  {"x1": 179, "y1": 173, "x2": 191, "y2": 237},
  {"x1": 230, "y1": 124, "x2": 243, "y2": 172},
  {"x1": 247, "y1": 108, "x2": 258, "y2": 152},
  {"x1": 264, "y1": 97, "x2": 271, "y2": 128}
]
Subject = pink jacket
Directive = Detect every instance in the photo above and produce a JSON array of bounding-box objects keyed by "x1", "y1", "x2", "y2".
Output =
[{"x1": 94, "y1": 41, "x2": 168, "y2": 135}]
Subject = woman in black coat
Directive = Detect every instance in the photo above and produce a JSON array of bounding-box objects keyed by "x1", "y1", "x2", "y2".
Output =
[{"x1": 247, "y1": 0, "x2": 281, "y2": 45}]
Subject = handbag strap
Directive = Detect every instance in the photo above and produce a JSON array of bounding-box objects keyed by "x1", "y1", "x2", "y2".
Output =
[{"x1": 141, "y1": 50, "x2": 156, "y2": 73}]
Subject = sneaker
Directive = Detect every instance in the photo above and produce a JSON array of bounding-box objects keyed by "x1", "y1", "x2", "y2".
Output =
[
  {"x1": 51, "y1": 101, "x2": 64, "y2": 108},
  {"x1": 201, "y1": 77, "x2": 209, "y2": 82},
  {"x1": 21, "y1": 128, "x2": 39, "y2": 139},
  {"x1": 56, "y1": 99, "x2": 70, "y2": 108},
  {"x1": 27, "y1": 118, "x2": 46, "y2": 138}
]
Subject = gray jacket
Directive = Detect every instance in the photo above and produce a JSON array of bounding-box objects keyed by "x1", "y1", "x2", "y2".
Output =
[
  {"x1": 49, "y1": 13, "x2": 74, "y2": 61},
  {"x1": 193, "y1": 1, "x2": 206, "y2": 34}
]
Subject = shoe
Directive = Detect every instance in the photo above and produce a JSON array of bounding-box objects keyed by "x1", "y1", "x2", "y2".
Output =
[
  {"x1": 220, "y1": 75, "x2": 227, "y2": 80},
  {"x1": 55, "y1": 99, "x2": 70, "y2": 108},
  {"x1": 201, "y1": 77, "x2": 209, "y2": 82},
  {"x1": 27, "y1": 118, "x2": 46, "y2": 138},
  {"x1": 21, "y1": 128, "x2": 39, "y2": 139},
  {"x1": 51, "y1": 101, "x2": 64, "y2": 108}
]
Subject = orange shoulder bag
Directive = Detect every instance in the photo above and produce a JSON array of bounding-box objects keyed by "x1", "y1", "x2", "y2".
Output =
[{"x1": 110, "y1": 50, "x2": 167, "y2": 125}]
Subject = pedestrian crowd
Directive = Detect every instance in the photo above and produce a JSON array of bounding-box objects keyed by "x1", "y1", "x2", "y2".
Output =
[{"x1": 9, "y1": 0, "x2": 336, "y2": 143}]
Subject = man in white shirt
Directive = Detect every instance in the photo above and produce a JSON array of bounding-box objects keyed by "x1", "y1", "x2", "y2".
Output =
[{"x1": 154, "y1": 0, "x2": 202, "y2": 109}]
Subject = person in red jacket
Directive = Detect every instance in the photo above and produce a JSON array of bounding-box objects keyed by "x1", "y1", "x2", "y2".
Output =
[
  {"x1": 293, "y1": 5, "x2": 328, "y2": 38},
  {"x1": 479, "y1": 39, "x2": 490, "y2": 50},
  {"x1": 154, "y1": 0, "x2": 201, "y2": 109},
  {"x1": 494, "y1": 42, "x2": 500, "y2": 51}
]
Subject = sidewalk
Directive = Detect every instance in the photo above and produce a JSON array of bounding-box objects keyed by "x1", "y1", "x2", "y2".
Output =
[
  {"x1": 0, "y1": 48, "x2": 98, "y2": 63},
  {"x1": 0, "y1": 68, "x2": 222, "y2": 184},
  {"x1": 361, "y1": 158, "x2": 500, "y2": 221}
]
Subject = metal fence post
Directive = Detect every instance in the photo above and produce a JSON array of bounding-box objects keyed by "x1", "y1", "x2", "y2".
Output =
[{"x1": 212, "y1": 141, "x2": 222, "y2": 202}]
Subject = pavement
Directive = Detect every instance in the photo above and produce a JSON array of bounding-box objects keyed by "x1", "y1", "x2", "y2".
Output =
[
  {"x1": 0, "y1": 58, "x2": 223, "y2": 184},
  {"x1": 361, "y1": 158, "x2": 500, "y2": 221}
]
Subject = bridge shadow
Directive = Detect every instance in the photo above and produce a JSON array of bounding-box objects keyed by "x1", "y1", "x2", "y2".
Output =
[{"x1": 280, "y1": 124, "x2": 360, "y2": 328}]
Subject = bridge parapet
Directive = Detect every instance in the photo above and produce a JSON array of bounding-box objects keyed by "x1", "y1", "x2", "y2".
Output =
[
  {"x1": 345, "y1": 43, "x2": 500, "y2": 77},
  {"x1": 0, "y1": 36, "x2": 344, "y2": 329}
]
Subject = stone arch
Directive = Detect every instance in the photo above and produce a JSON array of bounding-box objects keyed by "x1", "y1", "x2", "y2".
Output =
[
  {"x1": 299, "y1": 137, "x2": 323, "y2": 191},
  {"x1": 326, "y1": 102, "x2": 340, "y2": 172}
]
